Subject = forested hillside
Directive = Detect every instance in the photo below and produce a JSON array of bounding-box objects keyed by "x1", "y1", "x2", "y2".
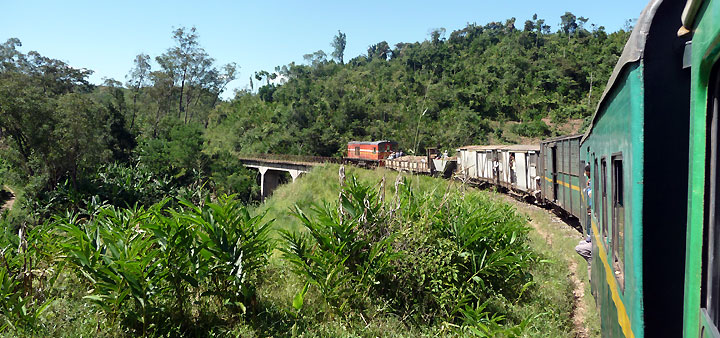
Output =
[
  {"x1": 0, "y1": 13, "x2": 630, "y2": 216},
  {"x1": 207, "y1": 14, "x2": 630, "y2": 157}
]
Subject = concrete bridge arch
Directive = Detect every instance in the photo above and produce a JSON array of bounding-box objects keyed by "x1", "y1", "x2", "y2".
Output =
[{"x1": 239, "y1": 155, "x2": 342, "y2": 200}]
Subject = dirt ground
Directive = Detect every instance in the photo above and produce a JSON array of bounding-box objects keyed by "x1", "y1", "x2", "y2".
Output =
[{"x1": 0, "y1": 186, "x2": 15, "y2": 212}]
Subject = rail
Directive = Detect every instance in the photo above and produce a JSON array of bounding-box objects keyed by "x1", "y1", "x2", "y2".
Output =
[{"x1": 238, "y1": 153, "x2": 343, "y2": 165}]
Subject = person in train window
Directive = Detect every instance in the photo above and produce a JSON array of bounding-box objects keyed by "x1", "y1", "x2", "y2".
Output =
[
  {"x1": 575, "y1": 164, "x2": 592, "y2": 281},
  {"x1": 583, "y1": 164, "x2": 592, "y2": 239},
  {"x1": 509, "y1": 154, "x2": 517, "y2": 184}
]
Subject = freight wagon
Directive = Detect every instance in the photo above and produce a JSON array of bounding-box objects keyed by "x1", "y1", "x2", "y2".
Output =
[{"x1": 456, "y1": 144, "x2": 540, "y2": 198}]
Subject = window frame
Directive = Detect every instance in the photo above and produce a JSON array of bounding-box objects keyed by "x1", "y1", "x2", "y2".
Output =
[
  {"x1": 704, "y1": 61, "x2": 720, "y2": 327},
  {"x1": 594, "y1": 157, "x2": 600, "y2": 224},
  {"x1": 601, "y1": 157, "x2": 609, "y2": 247},
  {"x1": 611, "y1": 153, "x2": 625, "y2": 291}
]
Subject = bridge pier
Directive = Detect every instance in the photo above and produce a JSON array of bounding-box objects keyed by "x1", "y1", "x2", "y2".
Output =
[
  {"x1": 240, "y1": 156, "x2": 326, "y2": 201},
  {"x1": 289, "y1": 169, "x2": 303, "y2": 182},
  {"x1": 258, "y1": 167, "x2": 282, "y2": 200}
]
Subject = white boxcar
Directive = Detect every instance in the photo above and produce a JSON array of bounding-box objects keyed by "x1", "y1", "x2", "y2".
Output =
[
  {"x1": 456, "y1": 144, "x2": 540, "y2": 194},
  {"x1": 456, "y1": 145, "x2": 485, "y2": 179},
  {"x1": 495, "y1": 145, "x2": 540, "y2": 192}
]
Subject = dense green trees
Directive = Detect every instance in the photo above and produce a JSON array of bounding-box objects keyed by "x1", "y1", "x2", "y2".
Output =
[
  {"x1": 0, "y1": 40, "x2": 123, "y2": 196},
  {"x1": 0, "y1": 28, "x2": 253, "y2": 219},
  {"x1": 205, "y1": 14, "x2": 629, "y2": 157}
]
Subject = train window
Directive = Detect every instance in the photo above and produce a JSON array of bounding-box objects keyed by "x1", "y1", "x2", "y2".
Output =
[
  {"x1": 601, "y1": 158, "x2": 608, "y2": 246},
  {"x1": 612, "y1": 154, "x2": 624, "y2": 291},
  {"x1": 563, "y1": 141, "x2": 568, "y2": 174},
  {"x1": 355, "y1": 147, "x2": 360, "y2": 156},
  {"x1": 594, "y1": 158, "x2": 600, "y2": 223},
  {"x1": 571, "y1": 140, "x2": 579, "y2": 176},
  {"x1": 560, "y1": 142, "x2": 565, "y2": 174},
  {"x1": 705, "y1": 63, "x2": 720, "y2": 326},
  {"x1": 580, "y1": 160, "x2": 586, "y2": 197},
  {"x1": 373, "y1": 147, "x2": 376, "y2": 154}
]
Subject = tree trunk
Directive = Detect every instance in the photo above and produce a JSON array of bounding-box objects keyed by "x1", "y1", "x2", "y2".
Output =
[
  {"x1": 153, "y1": 105, "x2": 162, "y2": 138},
  {"x1": 184, "y1": 89, "x2": 193, "y2": 124},
  {"x1": 131, "y1": 90, "x2": 138, "y2": 130},
  {"x1": 179, "y1": 70, "x2": 187, "y2": 119},
  {"x1": 587, "y1": 72, "x2": 594, "y2": 109}
]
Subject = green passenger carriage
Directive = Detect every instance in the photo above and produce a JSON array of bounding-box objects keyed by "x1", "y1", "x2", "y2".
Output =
[
  {"x1": 581, "y1": 0, "x2": 691, "y2": 336},
  {"x1": 539, "y1": 135, "x2": 585, "y2": 222},
  {"x1": 681, "y1": 0, "x2": 720, "y2": 336}
]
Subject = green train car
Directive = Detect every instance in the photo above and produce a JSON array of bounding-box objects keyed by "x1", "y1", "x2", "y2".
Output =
[
  {"x1": 539, "y1": 135, "x2": 585, "y2": 223},
  {"x1": 681, "y1": 0, "x2": 720, "y2": 336},
  {"x1": 580, "y1": 0, "x2": 691, "y2": 336}
]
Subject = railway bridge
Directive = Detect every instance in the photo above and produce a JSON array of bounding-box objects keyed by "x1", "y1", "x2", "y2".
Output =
[{"x1": 238, "y1": 154, "x2": 341, "y2": 200}]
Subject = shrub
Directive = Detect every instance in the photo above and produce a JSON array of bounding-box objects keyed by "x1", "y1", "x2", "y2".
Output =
[
  {"x1": 0, "y1": 219, "x2": 58, "y2": 334},
  {"x1": 55, "y1": 196, "x2": 273, "y2": 336},
  {"x1": 91, "y1": 162, "x2": 174, "y2": 207},
  {"x1": 281, "y1": 169, "x2": 535, "y2": 333},
  {"x1": 380, "y1": 181, "x2": 535, "y2": 325},
  {"x1": 510, "y1": 120, "x2": 550, "y2": 138},
  {"x1": 281, "y1": 174, "x2": 398, "y2": 317},
  {"x1": 208, "y1": 151, "x2": 259, "y2": 202}
]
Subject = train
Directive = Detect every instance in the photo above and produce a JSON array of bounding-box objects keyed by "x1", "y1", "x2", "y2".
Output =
[
  {"x1": 347, "y1": 0, "x2": 720, "y2": 336},
  {"x1": 345, "y1": 140, "x2": 458, "y2": 177}
]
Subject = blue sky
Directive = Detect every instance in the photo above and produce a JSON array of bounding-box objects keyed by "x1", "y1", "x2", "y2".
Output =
[{"x1": 2, "y1": 0, "x2": 649, "y2": 96}]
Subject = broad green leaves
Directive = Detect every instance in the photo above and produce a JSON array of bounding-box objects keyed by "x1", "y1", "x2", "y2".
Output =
[{"x1": 55, "y1": 196, "x2": 272, "y2": 336}]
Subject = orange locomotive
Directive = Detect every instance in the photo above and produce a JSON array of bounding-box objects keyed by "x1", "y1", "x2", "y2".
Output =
[{"x1": 345, "y1": 140, "x2": 398, "y2": 166}]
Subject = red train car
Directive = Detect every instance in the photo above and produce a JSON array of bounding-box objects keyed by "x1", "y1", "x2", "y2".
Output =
[{"x1": 346, "y1": 140, "x2": 398, "y2": 164}]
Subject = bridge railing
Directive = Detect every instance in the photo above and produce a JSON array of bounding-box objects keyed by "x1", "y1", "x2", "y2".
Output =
[{"x1": 238, "y1": 153, "x2": 343, "y2": 165}]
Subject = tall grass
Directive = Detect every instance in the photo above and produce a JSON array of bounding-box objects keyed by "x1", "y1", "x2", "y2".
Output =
[
  {"x1": 54, "y1": 195, "x2": 273, "y2": 336},
  {"x1": 278, "y1": 166, "x2": 536, "y2": 335},
  {"x1": 281, "y1": 174, "x2": 399, "y2": 318},
  {"x1": 0, "y1": 164, "x2": 580, "y2": 337},
  {"x1": 0, "y1": 220, "x2": 57, "y2": 333}
]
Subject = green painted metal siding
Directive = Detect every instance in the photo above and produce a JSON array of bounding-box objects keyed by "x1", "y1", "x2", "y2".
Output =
[
  {"x1": 684, "y1": 0, "x2": 720, "y2": 336},
  {"x1": 582, "y1": 62, "x2": 644, "y2": 338}
]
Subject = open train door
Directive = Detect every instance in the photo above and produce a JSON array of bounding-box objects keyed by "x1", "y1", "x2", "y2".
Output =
[{"x1": 491, "y1": 150, "x2": 500, "y2": 187}]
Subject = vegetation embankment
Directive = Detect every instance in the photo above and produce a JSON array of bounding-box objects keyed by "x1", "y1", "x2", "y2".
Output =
[
  {"x1": 0, "y1": 164, "x2": 584, "y2": 337},
  {"x1": 492, "y1": 193, "x2": 602, "y2": 337},
  {"x1": 0, "y1": 13, "x2": 625, "y2": 336},
  {"x1": 257, "y1": 165, "x2": 587, "y2": 337}
]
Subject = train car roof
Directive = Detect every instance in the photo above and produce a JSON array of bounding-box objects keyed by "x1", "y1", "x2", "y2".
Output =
[
  {"x1": 540, "y1": 134, "x2": 584, "y2": 144},
  {"x1": 456, "y1": 144, "x2": 540, "y2": 152},
  {"x1": 456, "y1": 145, "x2": 495, "y2": 151},
  {"x1": 581, "y1": 0, "x2": 663, "y2": 143},
  {"x1": 347, "y1": 140, "x2": 396, "y2": 145},
  {"x1": 681, "y1": 0, "x2": 703, "y2": 29},
  {"x1": 499, "y1": 145, "x2": 541, "y2": 151}
]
